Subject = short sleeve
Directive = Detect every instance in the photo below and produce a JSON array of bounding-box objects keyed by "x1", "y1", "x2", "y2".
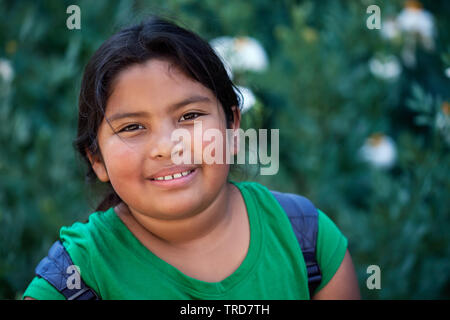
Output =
[
  {"x1": 313, "y1": 209, "x2": 348, "y2": 294},
  {"x1": 22, "y1": 276, "x2": 65, "y2": 300},
  {"x1": 22, "y1": 218, "x2": 95, "y2": 300}
]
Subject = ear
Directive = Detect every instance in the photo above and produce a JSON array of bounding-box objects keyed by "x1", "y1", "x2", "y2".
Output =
[
  {"x1": 230, "y1": 105, "x2": 241, "y2": 130},
  {"x1": 85, "y1": 147, "x2": 110, "y2": 183},
  {"x1": 229, "y1": 105, "x2": 241, "y2": 156}
]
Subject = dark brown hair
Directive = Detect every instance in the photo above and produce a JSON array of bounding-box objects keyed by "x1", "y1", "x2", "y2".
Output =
[{"x1": 73, "y1": 16, "x2": 242, "y2": 212}]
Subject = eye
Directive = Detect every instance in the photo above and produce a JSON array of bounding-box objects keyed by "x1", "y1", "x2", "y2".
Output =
[
  {"x1": 179, "y1": 112, "x2": 203, "y2": 122},
  {"x1": 119, "y1": 124, "x2": 144, "y2": 132}
]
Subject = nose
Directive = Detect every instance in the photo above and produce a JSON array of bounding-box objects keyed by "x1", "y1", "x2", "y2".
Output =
[{"x1": 148, "y1": 121, "x2": 178, "y2": 160}]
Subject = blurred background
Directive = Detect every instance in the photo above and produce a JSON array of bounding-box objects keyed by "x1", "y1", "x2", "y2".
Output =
[{"x1": 1, "y1": 0, "x2": 449, "y2": 299}]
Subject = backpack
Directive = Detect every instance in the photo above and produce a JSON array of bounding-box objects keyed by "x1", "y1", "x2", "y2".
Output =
[{"x1": 34, "y1": 190, "x2": 322, "y2": 300}]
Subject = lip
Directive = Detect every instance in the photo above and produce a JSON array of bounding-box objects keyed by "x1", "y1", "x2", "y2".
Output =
[
  {"x1": 148, "y1": 165, "x2": 199, "y2": 180},
  {"x1": 147, "y1": 167, "x2": 199, "y2": 189}
]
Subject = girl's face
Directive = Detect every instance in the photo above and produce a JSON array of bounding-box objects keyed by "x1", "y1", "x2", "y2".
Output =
[{"x1": 87, "y1": 59, "x2": 240, "y2": 219}]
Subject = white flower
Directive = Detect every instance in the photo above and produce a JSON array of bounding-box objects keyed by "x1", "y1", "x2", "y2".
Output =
[
  {"x1": 209, "y1": 36, "x2": 235, "y2": 79},
  {"x1": 235, "y1": 86, "x2": 256, "y2": 113},
  {"x1": 210, "y1": 36, "x2": 268, "y2": 74},
  {"x1": 381, "y1": 18, "x2": 401, "y2": 40},
  {"x1": 0, "y1": 58, "x2": 14, "y2": 83},
  {"x1": 397, "y1": 6, "x2": 434, "y2": 39},
  {"x1": 396, "y1": 2, "x2": 435, "y2": 50},
  {"x1": 369, "y1": 55, "x2": 402, "y2": 80},
  {"x1": 359, "y1": 133, "x2": 397, "y2": 169},
  {"x1": 445, "y1": 67, "x2": 450, "y2": 79}
]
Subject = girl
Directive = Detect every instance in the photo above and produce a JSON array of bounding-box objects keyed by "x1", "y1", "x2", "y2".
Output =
[{"x1": 23, "y1": 16, "x2": 360, "y2": 300}]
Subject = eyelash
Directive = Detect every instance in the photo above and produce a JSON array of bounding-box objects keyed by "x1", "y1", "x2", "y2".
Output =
[
  {"x1": 118, "y1": 112, "x2": 203, "y2": 132},
  {"x1": 179, "y1": 112, "x2": 203, "y2": 122},
  {"x1": 119, "y1": 124, "x2": 144, "y2": 133}
]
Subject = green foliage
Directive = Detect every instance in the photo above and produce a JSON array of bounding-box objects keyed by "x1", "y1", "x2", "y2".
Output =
[{"x1": 1, "y1": 0, "x2": 449, "y2": 299}]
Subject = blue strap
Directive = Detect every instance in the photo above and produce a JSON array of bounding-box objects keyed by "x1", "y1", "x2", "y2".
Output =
[
  {"x1": 35, "y1": 240, "x2": 100, "y2": 300},
  {"x1": 270, "y1": 190, "x2": 322, "y2": 298}
]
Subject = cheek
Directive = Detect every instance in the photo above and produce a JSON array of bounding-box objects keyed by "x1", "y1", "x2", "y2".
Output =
[
  {"x1": 187, "y1": 120, "x2": 229, "y2": 164},
  {"x1": 103, "y1": 142, "x2": 143, "y2": 181},
  {"x1": 195, "y1": 122, "x2": 231, "y2": 180},
  {"x1": 201, "y1": 133, "x2": 229, "y2": 163}
]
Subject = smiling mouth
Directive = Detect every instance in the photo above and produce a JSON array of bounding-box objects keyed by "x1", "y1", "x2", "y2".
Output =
[{"x1": 149, "y1": 169, "x2": 196, "y2": 181}]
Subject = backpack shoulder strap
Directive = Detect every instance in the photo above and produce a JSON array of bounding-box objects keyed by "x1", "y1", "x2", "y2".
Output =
[
  {"x1": 35, "y1": 240, "x2": 100, "y2": 300},
  {"x1": 270, "y1": 190, "x2": 322, "y2": 298}
]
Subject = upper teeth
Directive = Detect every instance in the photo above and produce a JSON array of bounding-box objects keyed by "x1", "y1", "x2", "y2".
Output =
[{"x1": 153, "y1": 169, "x2": 193, "y2": 181}]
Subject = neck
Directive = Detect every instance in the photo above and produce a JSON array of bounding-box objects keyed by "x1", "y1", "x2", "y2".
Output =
[{"x1": 115, "y1": 182, "x2": 237, "y2": 252}]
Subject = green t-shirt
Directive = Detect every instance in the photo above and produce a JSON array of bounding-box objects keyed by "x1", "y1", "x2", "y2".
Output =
[{"x1": 23, "y1": 180, "x2": 348, "y2": 300}]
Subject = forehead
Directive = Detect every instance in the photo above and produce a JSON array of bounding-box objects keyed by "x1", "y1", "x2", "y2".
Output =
[{"x1": 106, "y1": 59, "x2": 218, "y2": 115}]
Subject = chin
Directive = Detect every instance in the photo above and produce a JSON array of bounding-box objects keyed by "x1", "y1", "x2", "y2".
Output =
[{"x1": 152, "y1": 203, "x2": 200, "y2": 220}]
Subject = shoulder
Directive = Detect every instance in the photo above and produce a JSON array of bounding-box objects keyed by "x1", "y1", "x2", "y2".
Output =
[
  {"x1": 229, "y1": 180, "x2": 292, "y2": 222},
  {"x1": 228, "y1": 179, "x2": 280, "y2": 206},
  {"x1": 231, "y1": 181, "x2": 353, "y2": 296},
  {"x1": 59, "y1": 208, "x2": 113, "y2": 250},
  {"x1": 257, "y1": 185, "x2": 348, "y2": 273},
  {"x1": 59, "y1": 207, "x2": 116, "y2": 274},
  {"x1": 313, "y1": 210, "x2": 360, "y2": 299},
  {"x1": 23, "y1": 208, "x2": 115, "y2": 300},
  {"x1": 316, "y1": 209, "x2": 348, "y2": 258},
  {"x1": 314, "y1": 209, "x2": 349, "y2": 293}
]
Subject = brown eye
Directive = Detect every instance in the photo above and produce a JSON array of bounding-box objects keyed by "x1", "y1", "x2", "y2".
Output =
[
  {"x1": 180, "y1": 112, "x2": 202, "y2": 122},
  {"x1": 119, "y1": 124, "x2": 144, "y2": 132}
]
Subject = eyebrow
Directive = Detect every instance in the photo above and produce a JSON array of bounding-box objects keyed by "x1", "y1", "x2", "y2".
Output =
[{"x1": 107, "y1": 95, "x2": 212, "y2": 123}]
